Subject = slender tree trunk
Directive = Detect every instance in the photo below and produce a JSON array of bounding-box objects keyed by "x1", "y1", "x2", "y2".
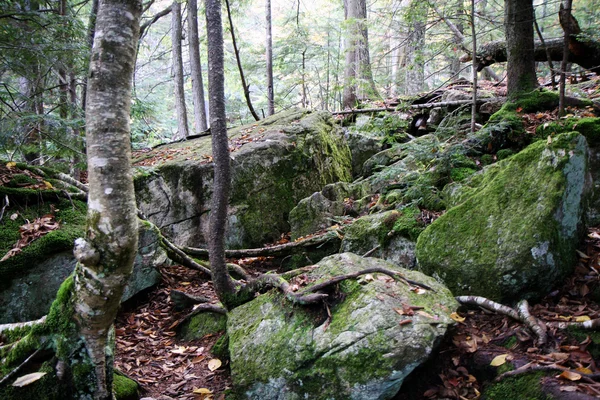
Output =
[
  {"x1": 224, "y1": 0, "x2": 260, "y2": 121},
  {"x1": 171, "y1": 0, "x2": 189, "y2": 140},
  {"x1": 188, "y1": 0, "x2": 208, "y2": 133},
  {"x1": 470, "y1": 0, "x2": 478, "y2": 134},
  {"x1": 504, "y1": 0, "x2": 538, "y2": 98},
  {"x1": 404, "y1": 0, "x2": 426, "y2": 95},
  {"x1": 266, "y1": 0, "x2": 274, "y2": 115},
  {"x1": 81, "y1": 0, "x2": 99, "y2": 114},
  {"x1": 205, "y1": 0, "x2": 236, "y2": 306},
  {"x1": 558, "y1": 0, "x2": 573, "y2": 116},
  {"x1": 74, "y1": 0, "x2": 141, "y2": 397}
]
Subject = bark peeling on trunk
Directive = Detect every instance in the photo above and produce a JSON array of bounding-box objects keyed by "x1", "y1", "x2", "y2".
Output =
[{"x1": 73, "y1": 0, "x2": 141, "y2": 398}]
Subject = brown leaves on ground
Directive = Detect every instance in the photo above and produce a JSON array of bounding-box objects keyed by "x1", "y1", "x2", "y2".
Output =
[
  {"x1": 1, "y1": 212, "x2": 59, "y2": 261},
  {"x1": 397, "y1": 226, "x2": 600, "y2": 399},
  {"x1": 114, "y1": 265, "x2": 231, "y2": 399},
  {"x1": 0, "y1": 162, "x2": 52, "y2": 190}
]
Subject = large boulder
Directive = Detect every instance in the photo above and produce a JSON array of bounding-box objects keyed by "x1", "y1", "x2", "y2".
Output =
[
  {"x1": 135, "y1": 109, "x2": 352, "y2": 248},
  {"x1": 416, "y1": 132, "x2": 591, "y2": 302},
  {"x1": 227, "y1": 252, "x2": 458, "y2": 400}
]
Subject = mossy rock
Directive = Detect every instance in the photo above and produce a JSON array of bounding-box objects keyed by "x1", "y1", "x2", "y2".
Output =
[
  {"x1": 177, "y1": 312, "x2": 227, "y2": 341},
  {"x1": 417, "y1": 132, "x2": 590, "y2": 302},
  {"x1": 113, "y1": 374, "x2": 140, "y2": 400},
  {"x1": 481, "y1": 372, "x2": 548, "y2": 400},
  {"x1": 227, "y1": 253, "x2": 458, "y2": 400},
  {"x1": 135, "y1": 109, "x2": 353, "y2": 249}
]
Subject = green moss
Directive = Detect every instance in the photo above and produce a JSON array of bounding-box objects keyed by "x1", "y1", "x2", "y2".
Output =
[
  {"x1": 496, "y1": 149, "x2": 515, "y2": 160},
  {"x1": 417, "y1": 132, "x2": 587, "y2": 302},
  {"x1": 0, "y1": 199, "x2": 86, "y2": 287},
  {"x1": 566, "y1": 327, "x2": 600, "y2": 359},
  {"x1": 450, "y1": 167, "x2": 476, "y2": 182},
  {"x1": 502, "y1": 335, "x2": 518, "y2": 350},
  {"x1": 211, "y1": 333, "x2": 230, "y2": 360},
  {"x1": 482, "y1": 372, "x2": 548, "y2": 400},
  {"x1": 113, "y1": 373, "x2": 139, "y2": 400},
  {"x1": 391, "y1": 205, "x2": 426, "y2": 241},
  {"x1": 480, "y1": 154, "x2": 494, "y2": 165},
  {"x1": 0, "y1": 362, "x2": 73, "y2": 400},
  {"x1": 536, "y1": 117, "x2": 600, "y2": 145},
  {"x1": 178, "y1": 312, "x2": 227, "y2": 341}
]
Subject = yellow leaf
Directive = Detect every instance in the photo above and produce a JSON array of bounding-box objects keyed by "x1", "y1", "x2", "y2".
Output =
[
  {"x1": 12, "y1": 372, "x2": 47, "y2": 387},
  {"x1": 575, "y1": 316, "x2": 591, "y2": 322},
  {"x1": 6, "y1": 161, "x2": 16, "y2": 169},
  {"x1": 193, "y1": 388, "x2": 213, "y2": 394},
  {"x1": 490, "y1": 354, "x2": 508, "y2": 367},
  {"x1": 559, "y1": 370, "x2": 582, "y2": 381},
  {"x1": 207, "y1": 358, "x2": 222, "y2": 371},
  {"x1": 576, "y1": 367, "x2": 592, "y2": 375},
  {"x1": 43, "y1": 181, "x2": 53, "y2": 189},
  {"x1": 171, "y1": 346, "x2": 187, "y2": 354},
  {"x1": 450, "y1": 312, "x2": 465, "y2": 323}
]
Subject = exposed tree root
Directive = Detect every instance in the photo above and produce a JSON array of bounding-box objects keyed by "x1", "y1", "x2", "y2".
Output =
[
  {"x1": 331, "y1": 98, "x2": 494, "y2": 115},
  {"x1": 182, "y1": 229, "x2": 341, "y2": 259},
  {"x1": 456, "y1": 296, "x2": 520, "y2": 320},
  {"x1": 517, "y1": 300, "x2": 547, "y2": 346},
  {"x1": 496, "y1": 362, "x2": 600, "y2": 382},
  {"x1": 548, "y1": 318, "x2": 600, "y2": 330},
  {"x1": 0, "y1": 316, "x2": 46, "y2": 336}
]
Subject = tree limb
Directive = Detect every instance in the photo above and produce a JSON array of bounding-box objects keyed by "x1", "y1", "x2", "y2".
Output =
[{"x1": 0, "y1": 316, "x2": 46, "y2": 336}]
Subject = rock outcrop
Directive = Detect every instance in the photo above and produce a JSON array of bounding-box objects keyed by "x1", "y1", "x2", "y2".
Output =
[{"x1": 227, "y1": 252, "x2": 458, "y2": 400}]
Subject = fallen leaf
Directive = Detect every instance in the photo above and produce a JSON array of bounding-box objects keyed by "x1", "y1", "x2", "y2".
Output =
[
  {"x1": 490, "y1": 354, "x2": 508, "y2": 367},
  {"x1": 450, "y1": 312, "x2": 466, "y2": 323},
  {"x1": 576, "y1": 367, "x2": 593, "y2": 375},
  {"x1": 559, "y1": 386, "x2": 578, "y2": 392},
  {"x1": 559, "y1": 370, "x2": 582, "y2": 381},
  {"x1": 12, "y1": 372, "x2": 47, "y2": 387},
  {"x1": 207, "y1": 358, "x2": 222, "y2": 371},
  {"x1": 193, "y1": 388, "x2": 213, "y2": 394}
]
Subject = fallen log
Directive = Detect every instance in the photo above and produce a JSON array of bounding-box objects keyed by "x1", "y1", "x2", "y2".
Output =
[
  {"x1": 462, "y1": 37, "x2": 600, "y2": 74},
  {"x1": 332, "y1": 98, "x2": 497, "y2": 116}
]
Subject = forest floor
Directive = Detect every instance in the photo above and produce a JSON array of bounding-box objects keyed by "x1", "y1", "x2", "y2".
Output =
[{"x1": 114, "y1": 226, "x2": 600, "y2": 400}]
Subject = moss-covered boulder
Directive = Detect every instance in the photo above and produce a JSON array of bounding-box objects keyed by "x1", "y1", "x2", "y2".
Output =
[
  {"x1": 339, "y1": 208, "x2": 424, "y2": 268},
  {"x1": 417, "y1": 132, "x2": 591, "y2": 302},
  {"x1": 0, "y1": 216, "x2": 166, "y2": 323},
  {"x1": 227, "y1": 252, "x2": 458, "y2": 400},
  {"x1": 135, "y1": 109, "x2": 352, "y2": 249}
]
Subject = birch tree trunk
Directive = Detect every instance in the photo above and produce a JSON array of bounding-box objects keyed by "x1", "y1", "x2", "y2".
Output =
[
  {"x1": 171, "y1": 0, "x2": 189, "y2": 140},
  {"x1": 73, "y1": 0, "x2": 141, "y2": 397},
  {"x1": 188, "y1": 0, "x2": 209, "y2": 132}
]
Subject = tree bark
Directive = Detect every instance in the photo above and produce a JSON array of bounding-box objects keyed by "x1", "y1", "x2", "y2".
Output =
[
  {"x1": 504, "y1": 0, "x2": 538, "y2": 98},
  {"x1": 224, "y1": 0, "x2": 260, "y2": 121},
  {"x1": 404, "y1": 0, "x2": 426, "y2": 95},
  {"x1": 205, "y1": 0, "x2": 236, "y2": 307},
  {"x1": 171, "y1": 0, "x2": 189, "y2": 140},
  {"x1": 74, "y1": 0, "x2": 141, "y2": 397},
  {"x1": 266, "y1": 0, "x2": 274, "y2": 115},
  {"x1": 558, "y1": 1, "x2": 574, "y2": 116},
  {"x1": 188, "y1": 0, "x2": 208, "y2": 133},
  {"x1": 342, "y1": 0, "x2": 378, "y2": 108}
]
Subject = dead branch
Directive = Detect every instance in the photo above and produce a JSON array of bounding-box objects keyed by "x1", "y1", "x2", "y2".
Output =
[
  {"x1": 159, "y1": 236, "x2": 212, "y2": 276},
  {"x1": 182, "y1": 229, "x2": 341, "y2": 259},
  {"x1": 547, "y1": 318, "x2": 600, "y2": 330},
  {"x1": 517, "y1": 300, "x2": 547, "y2": 346},
  {"x1": 331, "y1": 98, "x2": 495, "y2": 115},
  {"x1": 462, "y1": 37, "x2": 600, "y2": 74},
  {"x1": 0, "y1": 315, "x2": 46, "y2": 336}
]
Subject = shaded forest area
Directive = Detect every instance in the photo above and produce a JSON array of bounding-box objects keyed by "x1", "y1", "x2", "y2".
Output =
[{"x1": 1, "y1": 0, "x2": 600, "y2": 399}]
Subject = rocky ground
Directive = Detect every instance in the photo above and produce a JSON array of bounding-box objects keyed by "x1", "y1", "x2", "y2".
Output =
[{"x1": 114, "y1": 225, "x2": 600, "y2": 400}]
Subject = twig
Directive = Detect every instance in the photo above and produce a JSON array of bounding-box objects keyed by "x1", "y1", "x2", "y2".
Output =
[
  {"x1": 547, "y1": 318, "x2": 600, "y2": 330},
  {"x1": 0, "y1": 347, "x2": 43, "y2": 387},
  {"x1": 496, "y1": 363, "x2": 600, "y2": 382},
  {"x1": 0, "y1": 195, "x2": 8, "y2": 222},
  {"x1": 363, "y1": 245, "x2": 380, "y2": 257}
]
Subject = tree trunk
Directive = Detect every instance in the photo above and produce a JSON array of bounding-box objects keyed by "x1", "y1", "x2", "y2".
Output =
[
  {"x1": 171, "y1": 0, "x2": 189, "y2": 140},
  {"x1": 73, "y1": 0, "x2": 141, "y2": 397},
  {"x1": 404, "y1": 0, "x2": 427, "y2": 95},
  {"x1": 205, "y1": 0, "x2": 236, "y2": 307},
  {"x1": 188, "y1": 0, "x2": 208, "y2": 133},
  {"x1": 559, "y1": 0, "x2": 574, "y2": 116},
  {"x1": 470, "y1": 0, "x2": 478, "y2": 134},
  {"x1": 266, "y1": 0, "x2": 274, "y2": 115},
  {"x1": 224, "y1": 0, "x2": 260, "y2": 121},
  {"x1": 342, "y1": 0, "x2": 378, "y2": 108},
  {"x1": 504, "y1": 0, "x2": 538, "y2": 98}
]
